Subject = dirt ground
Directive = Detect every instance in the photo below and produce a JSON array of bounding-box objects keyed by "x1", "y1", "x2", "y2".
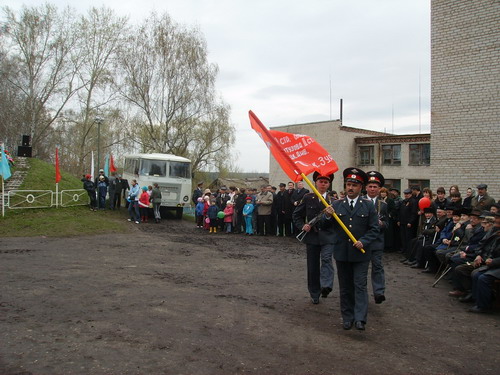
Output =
[{"x1": 0, "y1": 217, "x2": 499, "y2": 375}]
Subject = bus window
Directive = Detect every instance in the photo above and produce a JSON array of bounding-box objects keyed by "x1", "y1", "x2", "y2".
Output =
[
  {"x1": 140, "y1": 159, "x2": 166, "y2": 177},
  {"x1": 169, "y1": 161, "x2": 190, "y2": 178},
  {"x1": 124, "y1": 158, "x2": 139, "y2": 175}
]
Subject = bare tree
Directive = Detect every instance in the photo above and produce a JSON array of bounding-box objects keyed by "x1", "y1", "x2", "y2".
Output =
[
  {"x1": 0, "y1": 46, "x2": 25, "y2": 151},
  {"x1": 66, "y1": 6, "x2": 128, "y2": 173},
  {"x1": 2, "y1": 4, "x2": 82, "y2": 158},
  {"x1": 117, "y1": 12, "x2": 235, "y2": 174}
]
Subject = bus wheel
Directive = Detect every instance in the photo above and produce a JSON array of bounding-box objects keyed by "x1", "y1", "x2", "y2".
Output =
[{"x1": 175, "y1": 207, "x2": 183, "y2": 219}]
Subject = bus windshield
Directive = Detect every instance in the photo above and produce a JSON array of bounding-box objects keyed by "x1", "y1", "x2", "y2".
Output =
[
  {"x1": 140, "y1": 159, "x2": 167, "y2": 177},
  {"x1": 169, "y1": 161, "x2": 190, "y2": 178}
]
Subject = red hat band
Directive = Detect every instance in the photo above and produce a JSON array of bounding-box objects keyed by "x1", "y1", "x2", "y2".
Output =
[{"x1": 347, "y1": 173, "x2": 361, "y2": 181}]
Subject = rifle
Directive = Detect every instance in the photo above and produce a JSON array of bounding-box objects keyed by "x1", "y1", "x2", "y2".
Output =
[{"x1": 296, "y1": 210, "x2": 325, "y2": 242}]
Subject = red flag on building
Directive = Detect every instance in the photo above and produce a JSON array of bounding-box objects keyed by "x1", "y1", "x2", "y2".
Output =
[
  {"x1": 109, "y1": 154, "x2": 117, "y2": 173},
  {"x1": 249, "y1": 110, "x2": 338, "y2": 181},
  {"x1": 55, "y1": 147, "x2": 61, "y2": 183}
]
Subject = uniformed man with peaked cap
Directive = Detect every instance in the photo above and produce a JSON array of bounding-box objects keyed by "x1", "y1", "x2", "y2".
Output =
[
  {"x1": 292, "y1": 172, "x2": 335, "y2": 304},
  {"x1": 364, "y1": 170, "x2": 389, "y2": 304},
  {"x1": 323, "y1": 167, "x2": 379, "y2": 330}
]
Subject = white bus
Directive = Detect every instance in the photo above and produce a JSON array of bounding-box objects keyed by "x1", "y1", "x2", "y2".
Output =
[{"x1": 122, "y1": 153, "x2": 192, "y2": 219}]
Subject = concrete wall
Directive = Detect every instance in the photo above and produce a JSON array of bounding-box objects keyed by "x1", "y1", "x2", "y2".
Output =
[
  {"x1": 431, "y1": 0, "x2": 500, "y2": 199},
  {"x1": 269, "y1": 121, "x2": 386, "y2": 193}
]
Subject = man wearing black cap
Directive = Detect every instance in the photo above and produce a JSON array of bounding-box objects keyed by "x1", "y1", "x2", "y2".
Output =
[
  {"x1": 398, "y1": 188, "x2": 419, "y2": 254},
  {"x1": 324, "y1": 168, "x2": 379, "y2": 330},
  {"x1": 292, "y1": 172, "x2": 335, "y2": 304},
  {"x1": 192, "y1": 181, "x2": 204, "y2": 205},
  {"x1": 364, "y1": 171, "x2": 389, "y2": 304},
  {"x1": 471, "y1": 184, "x2": 495, "y2": 210}
]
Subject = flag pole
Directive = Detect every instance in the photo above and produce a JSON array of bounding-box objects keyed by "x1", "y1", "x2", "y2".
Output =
[
  {"x1": 300, "y1": 172, "x2": 365, "y2": 253},
  {"x1": 249, "y1": 111, "x2": 364, "y2": 253}
]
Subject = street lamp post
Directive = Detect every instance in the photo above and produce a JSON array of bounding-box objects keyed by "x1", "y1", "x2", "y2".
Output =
[{"x1": 95, "y1": 116, "x2": 103, "y2": 172}]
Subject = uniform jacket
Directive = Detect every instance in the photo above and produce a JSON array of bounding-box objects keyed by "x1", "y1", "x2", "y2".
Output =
[
  {"x1": 292, "y1": 193, "x2": 334, "y2": 245},
  {"x1": 324, "y1": 197, "x2": 379, "y2": 262},
  {"x1": 362, "y1": 196, "x2": 388, "y2": 251},
  {"x1": 291, "y1": 188, "x2": 309, "y2": 206}
]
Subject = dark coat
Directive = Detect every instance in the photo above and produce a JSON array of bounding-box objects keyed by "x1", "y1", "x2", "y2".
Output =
[
  {"x1": 399, "y1": 197, "x2": 419, "y2": 227},
  {"x1": 362, "y1": 196, "x2": 388, "y2": 251},
  {"x1": 324, "y1": 197, "x2": 379, "y2": 262},
  {"x1": 292, "y1": 193, "x2": 334, "y2": 245},
  {"x1": 283, "y1": 189, "x2": 295, "y2": 217}
]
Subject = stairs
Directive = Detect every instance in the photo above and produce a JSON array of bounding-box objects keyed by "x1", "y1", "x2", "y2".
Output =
[{"x1": 1, "y1": 157, "x2": 30, "y2": 211}]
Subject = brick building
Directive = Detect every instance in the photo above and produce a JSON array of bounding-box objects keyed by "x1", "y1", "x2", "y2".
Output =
[{"x1": 430, "y1": 0, "x2": 500, "y2": 199}]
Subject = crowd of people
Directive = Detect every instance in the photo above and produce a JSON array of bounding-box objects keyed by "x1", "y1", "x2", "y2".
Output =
[
  {"x1": 192, "y1": 176, "x2": 500, "y2": 323},
  {"x1": 81, "y1": 169, "x2": 162, "y2": 224},
  {"x1": 395, "y1": 184, "x2": 500, "y2": 314}
]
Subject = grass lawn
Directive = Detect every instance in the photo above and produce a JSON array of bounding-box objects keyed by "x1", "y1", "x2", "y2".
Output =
[{"x1": 1, "y1": 157, "x2": 129, "y2": 237}]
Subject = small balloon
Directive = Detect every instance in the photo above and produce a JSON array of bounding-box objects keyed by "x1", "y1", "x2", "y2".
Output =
[{"x1": 419, "y1": 197, "x2": 431, "y2": 210}]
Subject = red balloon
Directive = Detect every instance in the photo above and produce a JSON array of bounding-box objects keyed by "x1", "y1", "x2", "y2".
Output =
[{"x1": 419, "y1": 197, "x2": 431, "y2": 210}]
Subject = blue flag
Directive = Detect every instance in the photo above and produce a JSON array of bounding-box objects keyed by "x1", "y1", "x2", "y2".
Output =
[
  {"x1": 0, "y1": 144, "x2": 12, "y2": 180},
  {"x1": 103, "y1": 154, "x2": 110, "y2": 177}
]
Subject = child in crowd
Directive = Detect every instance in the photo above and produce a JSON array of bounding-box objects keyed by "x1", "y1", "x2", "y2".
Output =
[
  {"x1": 203, "y1": 195, "x2": 211, "y2": 230},
  {"x1": 195, "y1": 197, "x2": 205, "y2": 228},
  {"x1": 243, "y1": 196, "x2": 254, "y2": 235},
  {"x1": 138, "y1": 186, "x2": 150, "y2": 222},
  {"x1": 97, "y1": 175, "x2": 107, "y2": 209},
  {"x1": 207, "y1": 200, "x2": 219, "y2": 233},
  {"x1": 223, "y1": 202, "x2": 234, "y2": 233}
]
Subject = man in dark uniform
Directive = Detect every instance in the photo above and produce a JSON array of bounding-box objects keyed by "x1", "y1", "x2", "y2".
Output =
[
  {"x1": 291, "y1": 181, "x2": 310, "y2": 234},
  {"x1": 324, "y1": 168, "x2": 379, "y2": 331},
  {"x1": 364, "y1": 171, "x2": 389, "y2": 304},
  {"x1": 292, "y1": 172, "x2": 335, "y2": 304}
]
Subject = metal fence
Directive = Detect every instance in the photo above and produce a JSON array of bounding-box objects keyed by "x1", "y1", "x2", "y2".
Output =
[{"x1": 5, "y1": 189, "x2": 88, "y2": 210}]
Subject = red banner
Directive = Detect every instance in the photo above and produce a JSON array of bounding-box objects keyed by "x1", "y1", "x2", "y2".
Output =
[
  {"x1": 109, "y1": 154, "x2": 117, "y2": 173},
  {"x1": 55, "y1": 148, "x2": 61, "y2": 183},
  {"x1": 249, "y1": 111, "x2": 338, "y2": 181}
]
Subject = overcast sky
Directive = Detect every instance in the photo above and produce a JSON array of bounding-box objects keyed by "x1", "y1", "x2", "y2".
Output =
[{"x1": 2, "y1": 0, "x2": 431, "y2": 172}]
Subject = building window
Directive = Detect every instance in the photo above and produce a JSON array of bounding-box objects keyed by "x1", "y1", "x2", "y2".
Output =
[
  {"x1": 408, "y1": 179, "x2": 430, "y2": 190},
  {"x1": 409, "y1": 144, "x2": 430, "y2": 165},
  {"x1": 384, "y1": 179, "x2": 401, "y2": 193},
  {"x1": 382, "y1": 144, "x2": 401, "y2": 165},
  {"x1": 359, "y1": 146, "x2": 374, "y2": 165}
]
